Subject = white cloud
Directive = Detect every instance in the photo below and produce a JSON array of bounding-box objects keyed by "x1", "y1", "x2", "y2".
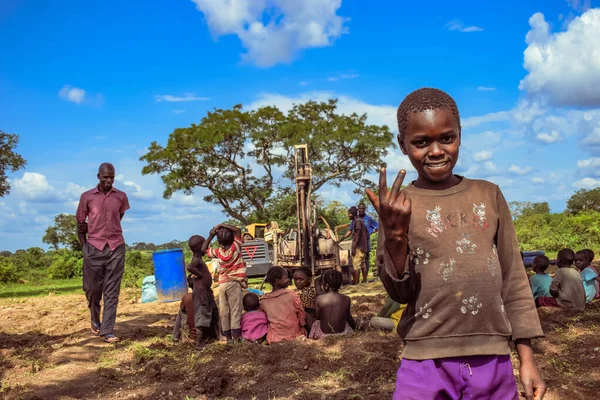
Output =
[
  {"x1": 94, "y1": 135, "x2": 106, "y2": 140},
  {"x1": 12, "y1": 173, "x2": 63, "y2": 203},
  {"x1": 172, "y1": 110, "x2": 186, "y2": 114},
  {"x1": 484, "y1": 161, "x2": 497, "y2": 172},
  {"x1": 581, "y1": 126, "x2": 600, "y2": 145},
  {"x1": 191, "y1": 0, "x2": 349, "y2": 67},
  {"x1": 445, "y1": 20, "x2": 484, "y2": 33},
  {"x1": 328, "y1": 73, "x2": 359, "y2": 81},
  {"x1": 536, "y1": 131, "x2": 561, "y2": 143},
  {"x1": 508, "y1": 165, "x2": 533, "y2": 175},
  {"x1": 566, "y1": 0, "x2": 591, "y2": 12},
  {"x1": 578, "y1": 157, "x2": 600, "y2": 169},
  {"x1": 59, "y1": 85, "x2": 86, "y2": 104},
  {"x1": 299, "y1": 81, "x2": 311, "y2": 86},
  {"x1": 473, "y1": 150, "x2": 493, "y2": 162},
  {"x1": 531, "y1": 177, "x2": 545, "y2": 184},
  {"x1": 573, "y1": 177, "x2": 600, "y2": 189},
  {"x1": 124, "y1": 180, "x2": 154, "y2": 200},
  {"x1": 65, "y1": 182, "x2": 88, "y2": 200},
  {"x1": 477, "y1": 86, "x2": 496, "y2": 92},
  {"x1": 519, "y1": 9, "x2": 600, "y2": 107},
  {"x1": 248, "y1": 91, "x2": 398, "y2": 131},
  {"x1": 462, "y1": 111, "x2": 509, "y2": 128},
  {"x1": 155, "y1": 93, "x2": 209, "y2": 102}
]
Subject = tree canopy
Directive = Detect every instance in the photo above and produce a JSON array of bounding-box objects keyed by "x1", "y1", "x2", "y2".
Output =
[
  {"x1": 140, "y1": 99, "x2": 394, "y2": 224},
  {"x1": 567, "y1": 188, "x2": 600, "y2": 214},
  {"x1": 0, "y1": 130, "x2": 27, "y2": 197},
  {"x1": 43, "y1": 214, "x2": 82, "y2": 252}
]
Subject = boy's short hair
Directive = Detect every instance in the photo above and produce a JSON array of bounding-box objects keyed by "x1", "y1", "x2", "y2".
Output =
[
  {"x1": 266, "y1": 266, "x2": 287, "y2": 286},
  {"x1": 581, "y1": 249, "x2": 595, "y2": 263},
  {"x1": 243, "y1": 292, "x2": 260, "y2": 312},
  {"x1": 557, "y1": 248, "x2": 575, "y2": 267},
  {"x1": 217, "y1": 227, "x2": 235, "y2": 246},
  {"x1": 322, "y1": 269, "x2": 343, "y2": 292},
  {"x1": 348, "y1": 206, "x2": 358, "y2": 216},
  {"x1": 188, "y1": 235, "x2": 206, "y2": 254},
  {"x1": 533, "y1": 255, "x2": 550, "y2": 271},
  {"x1": 396, "y1": 88, "x2": 461, "y2": 142}
]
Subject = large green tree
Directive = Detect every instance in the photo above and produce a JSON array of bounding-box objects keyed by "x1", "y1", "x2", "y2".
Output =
[
  {"x1": 43, "y1": 214, "x2": 82, "y2": 252},
  {"x1": 567, "y1": 188, "x2": 600, "y2": 214},
  {"x1": 0, "y1": 130, "x2": 27, "y2": 197},
  {"x1": 140, "y1": 100, "x2": 394, "y2": 224}
]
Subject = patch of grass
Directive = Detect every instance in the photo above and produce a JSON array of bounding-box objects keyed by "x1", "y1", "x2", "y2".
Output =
[{"x1": 0, "y1": 278, "x2": 82, "y2": 298}]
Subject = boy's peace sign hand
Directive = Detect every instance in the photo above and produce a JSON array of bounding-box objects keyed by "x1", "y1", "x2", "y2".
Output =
[{"x1": 365, "y1": 168, "x2": 412, "y2": 239}]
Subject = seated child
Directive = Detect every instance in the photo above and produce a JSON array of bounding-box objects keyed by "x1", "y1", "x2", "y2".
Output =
[
  {"x1": 369, "y1": 295, "x2": 405, "y2": 331},
  {"x1": 187, "y1": 235, "x2": 219, "y2": 349},
  {"x1": 294, "y1": 267, "x2": 317, "y2": 328},
  {"x1": 172, "y1": 275, "x2": 196, "y2": 342},
  {"x1": 575, "y1": 249, "x2": 600, "y2": 303},
  {"x1": 550, "y1": 248, "x2": 586, "y2": 312},
  {"x1": 529, "y1": 255, "x2": 554, "y2": 306},
  {"x1": 240, "y1": 292, "x2": 268, "y2": 343},
  {"x1": 309, "y1": 269, "x2": 356, "y2": 340},
  {"x1": 260, "y1": 267, "x2": 306, "y2": 343}
]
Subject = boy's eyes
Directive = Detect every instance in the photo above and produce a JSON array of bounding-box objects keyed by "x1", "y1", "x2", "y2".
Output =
[{"x1": 411, "y1": 135, "x2": 455, "y2": 147}]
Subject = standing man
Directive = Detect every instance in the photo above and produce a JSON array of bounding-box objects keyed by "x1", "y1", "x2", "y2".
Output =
[
  {"x1": 76, "y1": 163, "x2": 130, "y2": 343},
  {"x1": 339, "y1": 203, "x2": 379, "y2": 283},
  {"x1": 347, "y1": 206, "x2": 368, "y2": 285}
]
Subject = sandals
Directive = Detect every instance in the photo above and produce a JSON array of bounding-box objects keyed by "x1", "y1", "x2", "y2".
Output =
[
  {"x1": 103, "y1": 334, "x2": 121, "y2": 343},
  {"x1": 91, "y1": 322, "x2": 101, "y2": 335}
]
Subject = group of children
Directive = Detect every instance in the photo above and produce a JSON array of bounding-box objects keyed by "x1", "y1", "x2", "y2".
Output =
[
  {"x1": 530, "y1": 248, "x2": 599, "y2": 312},
  {"x1": 172, "y1": 223, "x2": 357, "y2": 349}
]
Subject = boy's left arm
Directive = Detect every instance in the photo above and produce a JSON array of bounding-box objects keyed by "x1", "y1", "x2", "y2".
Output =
[
  {"x1": 495, "y1": 187, "x2": 546, "y2": 399},
  {"x1": 345, "y1": 298, "x2": 357, "y2": 330}
]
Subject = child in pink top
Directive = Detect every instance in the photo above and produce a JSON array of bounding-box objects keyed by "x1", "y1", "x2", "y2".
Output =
[
  {"x1": 260, "y1": 267, "x2": 306, "y2": 344},
  {"x1": 241, "y1": 292, "x2": 268, "y2": 343}
]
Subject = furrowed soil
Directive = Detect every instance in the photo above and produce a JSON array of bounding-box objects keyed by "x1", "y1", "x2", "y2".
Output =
[{"x1": 1, "y1": 282, "x2": 599, "y2": 400}]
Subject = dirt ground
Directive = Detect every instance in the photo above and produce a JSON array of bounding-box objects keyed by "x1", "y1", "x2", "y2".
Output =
[{"x1": 1, "y1": 282, "x2": 599, "y2": 400}]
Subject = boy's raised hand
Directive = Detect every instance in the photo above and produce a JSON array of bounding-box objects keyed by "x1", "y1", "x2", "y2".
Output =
[{"x1": 365, "y1": 168, "x2": 412, "y2": 238}]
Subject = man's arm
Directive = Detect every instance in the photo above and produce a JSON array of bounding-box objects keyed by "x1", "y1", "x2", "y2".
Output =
[
  {"x1": 75, "y1": 195, "x2": 88, "y2": 246},
  {"x1": 187, "y1": 259, "x2": 204, "y2": 278}
]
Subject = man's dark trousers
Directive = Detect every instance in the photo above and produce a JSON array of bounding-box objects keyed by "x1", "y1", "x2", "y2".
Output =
[{"x1": 83, "y1": 243, "x2": 125, "y2": 336}]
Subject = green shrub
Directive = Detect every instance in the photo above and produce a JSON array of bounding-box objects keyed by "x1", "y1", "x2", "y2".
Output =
[
  {"x1": 122, "y1": 251, "x2": 154, "y2": 288},
  {"x1": 0, "y1": 257, "x2": 19, "y2": 283},
  {"x1": 47, "y1": 250, "x2": 83, "y2": 279}
]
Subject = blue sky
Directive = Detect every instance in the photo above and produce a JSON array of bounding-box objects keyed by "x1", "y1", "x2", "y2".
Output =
[{"x1": 1, "y1": 0, "x2": 600, "y2": 251}]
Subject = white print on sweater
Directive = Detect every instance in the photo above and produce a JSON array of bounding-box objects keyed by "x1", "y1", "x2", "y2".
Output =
[
  {"x1": 415, "y1": 303, "x2": 433, "y2": 319},
  {"x1": 456, "y1": 232, "x2": 477, "y2": 254},
  {"x1": 413, "y1": 246, "x2": 431, "y2": 265},
  {"x1": 438, "y1": 258, "x2": 456, "y2": 281},
  {"x1": 460, "y1": 295, "x2": 483, "y2": 315},
  {"x1": 426, "y1": 206, "x2": 447, "y2": 237}
]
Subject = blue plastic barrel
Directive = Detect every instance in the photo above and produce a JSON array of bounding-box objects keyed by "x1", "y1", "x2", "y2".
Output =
[{"x1": 152, "y1": 248, "x2": 188, "y2": 302}]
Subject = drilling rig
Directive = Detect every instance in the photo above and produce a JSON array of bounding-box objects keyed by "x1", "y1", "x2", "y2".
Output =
[{"x1": 270, "y1": 144, "x2": 351, "y2": 277}]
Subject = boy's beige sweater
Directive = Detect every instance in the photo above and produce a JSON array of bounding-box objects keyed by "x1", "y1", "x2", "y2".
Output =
[{"x1": 378, "y1": 177, "x2": 543, "y2": 360}]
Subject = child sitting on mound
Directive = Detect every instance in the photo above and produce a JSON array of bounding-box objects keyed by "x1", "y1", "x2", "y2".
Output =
[
  {"x1": 240, "y1": 292, "x2": 268, "y2": 343},
  {"x1": 575, "y1": 249, "x2": 599, "y2": 303},
  {"x1": 260, "y1": 267, "x2": 306, "y2": 343},
  {"x1": 172, "y1": 275, "x2": 196, "y2": 342},
  {"x1": 294, "y1": 266, "x2": 317, "y2": 328},
  {"x1": 529, "y1": 255, "x2": 553, "y2": 307},
  {"x1": 309, "y1": 269, "x2": 356, "y2": 340},
  {"x1": 550, "y1": 248, "x2": 586, "y2": 312}
]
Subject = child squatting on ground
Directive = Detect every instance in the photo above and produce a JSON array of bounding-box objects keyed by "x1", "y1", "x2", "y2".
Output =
[
  {"x1": 529, "y1": 255, "x2": 554, "y2": 307},
  {"x1": 309, "y1": 269, "x2": 356, "y2": 340},
  {"x1": 186, "y1": 235, "x2": 219, "y2": 349},
  {"x1": 260, "y1": 266, "x2": 306, "y2": 344},
  {"x1": 366, "y1": 88, "x2": 547, "y2": 400},
  {"x1": 240, "y1": 292, "x2": 268, "y2": 343},
  {"x1": 201, "y1": 224, "x2": 248, "y2": 344},
  {"x1": 172, "y1": 275, "x2": 197, "y2": 342}
]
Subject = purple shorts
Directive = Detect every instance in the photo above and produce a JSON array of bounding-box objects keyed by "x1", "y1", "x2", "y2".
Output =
[{"x1": 393, "y1": 354, "x2": 518, "y2": 400}]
